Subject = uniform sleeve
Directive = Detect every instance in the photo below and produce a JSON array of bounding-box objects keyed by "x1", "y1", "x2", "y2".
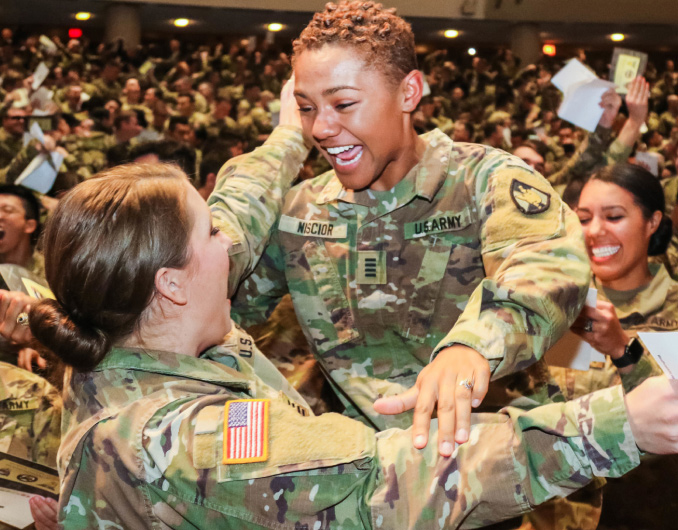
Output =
[
  {"x1": 207, "y1": 125, "x2": 309, "y2": 294},
  {"x1": 230, "y1": 228, "x2": 289, "y2": 328},
  {"x1": 140, "y1": 385, "x2": 638, "y2": 529},
  {"x1": 546, "y1": 127, "x2": 613, "y2": 188},
  {"x1": 434, "y1": 154, "x2": 591, "y2": 379}
]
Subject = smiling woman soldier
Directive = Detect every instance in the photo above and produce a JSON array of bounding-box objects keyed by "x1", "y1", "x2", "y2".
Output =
[{"x1": 232, "y1": 0, "x2": 590, "y2": 458}]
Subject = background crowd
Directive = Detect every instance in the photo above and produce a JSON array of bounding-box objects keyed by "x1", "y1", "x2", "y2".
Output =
[{"x1": 2, "y1": 19, "x2": 678, "y2": 530}]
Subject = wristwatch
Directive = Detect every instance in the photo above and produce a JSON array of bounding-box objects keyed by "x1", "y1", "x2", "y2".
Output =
[{"x1": 612, "y1": 337, "x2": 644, "y2": 368}]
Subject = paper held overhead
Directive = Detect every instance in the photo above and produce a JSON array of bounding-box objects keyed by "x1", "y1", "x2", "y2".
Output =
[
  {"x1": 15, "y1": 151, "x2": 63, "y2": 194},
  {"x1": 31, "y1": 62, "x2": 50, "y2": 91},
  {"x1": 551, "y1": 59, "x2": 615, "y2": 132}
]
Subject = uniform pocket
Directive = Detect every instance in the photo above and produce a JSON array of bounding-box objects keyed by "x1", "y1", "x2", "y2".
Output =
[{"x1": 286, "y1": 239, "x2": 360, "y2": 355}]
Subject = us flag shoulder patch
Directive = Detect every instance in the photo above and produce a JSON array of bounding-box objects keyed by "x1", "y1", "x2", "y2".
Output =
[{"x1": 222, "y1": 399, "x2": 269, "y2": 464}]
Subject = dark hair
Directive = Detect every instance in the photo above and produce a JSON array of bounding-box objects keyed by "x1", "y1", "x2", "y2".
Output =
[
  {"x1": 29, "y1": 164, "x2": 192, "y2": 372},
  {"x1": 293, "y1": 1, "x2": 417, "y2": 86},
  {"x1": 128, "y1": 140, "x2": 197, "y2": 180},
  {"x1": 0, "y1": 184, "x2": 41, "y2": 245},
  {"x1": 168, "y1": 115, "x2": 190, "y2": 132},
  {"x1": 591, "y1": 163, "x2": 672, "y2": 256},
  {"x1": 199, "y1": 150, "x2": 229, "y2": 188}
]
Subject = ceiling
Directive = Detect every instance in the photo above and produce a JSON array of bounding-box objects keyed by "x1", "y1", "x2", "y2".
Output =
[{"x1": 1, "y1": 0, "x2": 678, "y2": 54}]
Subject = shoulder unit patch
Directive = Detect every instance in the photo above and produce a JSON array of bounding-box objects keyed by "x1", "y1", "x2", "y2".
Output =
[{"x1": 510, "y1": 179, "x2": 551, "y2": 215}]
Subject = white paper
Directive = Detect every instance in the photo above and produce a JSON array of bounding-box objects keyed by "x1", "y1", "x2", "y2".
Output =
[
  {"x1": 638, "y1": 332, "x2": 678, "y2": 378},
  {"x1": 28, "y1": 121, "x2": 46, "y2": 146},
  {"x1": 15, "y1": 151, "x2": 63, "y2": 194},
  {"x1": 0, "y1": 487, "x2": 34, "y2": 528},
  {"x1": 39, "y1": 35, "x2": 57, "y2": 54},
  {"x1": 544, "y1": 289, "x2": 605, "y2": 370},
  {"x1": 552, "y1": 59, "x2": 615, "y2": 132},
  {"x1": 29, "y1": 86, "x2": 54, "y2": 111},
  {"x1": 635, "y1": 151, "x2": 661, "y2": 177},
  {"x1": 31, "y1": 62, "x2": 49, "y2": 91}
]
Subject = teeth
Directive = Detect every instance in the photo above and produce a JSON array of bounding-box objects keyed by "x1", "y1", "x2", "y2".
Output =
[
  {"x1": 336, "y1": 149, "x2": 363, "y2": 166},
  {"x1": 592, "y1": 245, "x2": 620, "y2": 258},
  {"x1": 326, "y1": 145, "x2": 354, "y2": 155}
]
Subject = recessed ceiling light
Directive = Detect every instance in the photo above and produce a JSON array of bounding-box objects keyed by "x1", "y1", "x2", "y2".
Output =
[
  {"x1": 444, "y1": 29, "x2": 459, "y2": 39},
  {"x1": 75, "y1": 12, "x2": 91, "y2": 21},
  {"x1": 468, "y1": 47, "x2": 477, "y2": 56},
  {"x1": 174, "y1": 18, "x2": 190, "y2": 28},
  {"x1": 611, "y1": 33, "x2": 625, "y2": 42},
  {"x1": 268, "y1": 23, "x2": 283, "y2": 32}
]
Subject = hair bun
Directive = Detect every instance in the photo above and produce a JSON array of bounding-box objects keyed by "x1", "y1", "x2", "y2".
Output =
[
  {"x1": 30, "y1": 298, "x2": 111, "y2": 372},
  {"x1": 648, "y1": 215, "x2": 674, "y2": 256}
]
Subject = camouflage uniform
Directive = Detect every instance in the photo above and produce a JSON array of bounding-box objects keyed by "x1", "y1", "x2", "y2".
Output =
[
  {"x1": 537, "y1": 264, "x2": 674, "y2": 530},
  {"x1": 233, "y1": 128, "x2": 590, "y2": 431},
  {"x1": 0, "y1": 361, "x2": 61, "y2": 467},
  {"x1": 546, "y1": 126, "x2": 632, "y2": 196},
  {"x1": 57, "y1": 339, "x2": 641, "y2": 529}
]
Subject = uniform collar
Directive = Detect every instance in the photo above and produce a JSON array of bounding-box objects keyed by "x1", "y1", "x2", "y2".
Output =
[
  {"x1": 597, "y1": 264, "x2": 676, "y2": 322},
  {"x1": 315, "y1": 129, "x2": 454, "y2": 206},
  {"x1": 94, "y1": 344, "x2": 251, "y2": 392}
]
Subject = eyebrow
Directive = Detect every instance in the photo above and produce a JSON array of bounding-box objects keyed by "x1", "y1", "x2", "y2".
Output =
[
  {"x1": 294, "y1": 85, "x2": 362, "y2": 98},
  {"x1": 577, "y1": 205, "x2": 627, "y2": 213}
]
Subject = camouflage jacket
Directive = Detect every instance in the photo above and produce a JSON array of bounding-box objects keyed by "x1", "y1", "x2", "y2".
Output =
[
  {"x1": 550, "y1": 264, "x2": 672, "y2": 401},
  {"x1": 57, "y1": 336, "x2": 640, "y2": 530},
  {"x1": 233, "y1": 129, "x2": 590, "y2": 429},
  {"x1": 0, "y1": 362, "x2": 61, "y2": 467}
]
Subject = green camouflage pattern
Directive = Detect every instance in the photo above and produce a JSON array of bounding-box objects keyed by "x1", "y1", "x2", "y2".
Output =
[
  {"x1": 56, "y1": 338, "x2": 640, "y2": 529},
  {"x1": 207, "y1": 125, "x2": 310, "y2": 298},
  {"x1": 0, "y1": 361, "x2": 61, "y2": 467},
  {"x1": 546, "y1": 126, "x2": 632, "y2": 193},
  {"x1": 538, "y1": 263, "x2": 674, "y2": 530},
  {"x1": 232, "y1": 128, "x2": 590, "y2": 430},
  {"x1": 549, "y1": 263, "x2": 672, "y2": 402}
]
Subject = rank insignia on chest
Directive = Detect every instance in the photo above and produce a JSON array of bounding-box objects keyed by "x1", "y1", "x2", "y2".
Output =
[
  {"x1": 223, "y1": 399, "x2": 269, "y2": 464},
  {"x1": 510, "y1": 179, "x2": 550, "y2": 215},
  {"x1": 357, "y1": 250, "x2": 387, "y2": 284}
]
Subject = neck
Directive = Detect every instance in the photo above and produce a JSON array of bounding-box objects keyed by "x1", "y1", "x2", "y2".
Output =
[
  {"x1": 0, "y1": 241, "x2": 32, "y2": 269},
  {"x1": 600, "y1": 264, "x2": 653, "y2": 292},
  {"x1": 369, "y1": 127, "x2": 427, "y2": 192}
]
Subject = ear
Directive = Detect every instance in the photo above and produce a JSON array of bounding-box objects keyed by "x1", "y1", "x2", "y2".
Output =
[
  {"x1": 648, "y1": 210, "x2": 663, "y2": 237},
  {"x1": 154, "y1": 267, "x2": 188, "y2": 306},
  {"x1": 400, "y1": 70, "x2": 424, "y2": 113},
  {"x1": 23, "y1": 219, "x2": 37, "y2": 235}
]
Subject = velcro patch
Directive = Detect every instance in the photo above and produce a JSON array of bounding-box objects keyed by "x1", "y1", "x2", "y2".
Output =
[
  {"x1": 404, "y1": 209, "x2": 472, "y2": 239},
  {"x1": 223, "y1": 399, "x2": 269, "y2": 464},
  {"x1": 279, "y1": 215, "x2": 348, "y2": 239},
  {"x1": 510, "y1": 179, "x2": 550, "y2": 215},
  {"x1": 357, "y1": 250, "x2": 387, "y2": 284}
]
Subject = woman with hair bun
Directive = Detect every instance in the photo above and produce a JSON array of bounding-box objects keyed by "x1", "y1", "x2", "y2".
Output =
[{"x1": 22, "y1": 85, "x2": 678, "y2": 528}]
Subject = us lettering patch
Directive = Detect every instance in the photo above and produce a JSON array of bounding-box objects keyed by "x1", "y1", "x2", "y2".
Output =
[
  {"x1": 510, "y1": 179, "x2": 550, "y2": 215},
  {"x1": 223, "y1": 399, "x2": 269, "y2": 464},
  {"x1": 278, "y1": 215, "x2": 348, "y2": 239}
]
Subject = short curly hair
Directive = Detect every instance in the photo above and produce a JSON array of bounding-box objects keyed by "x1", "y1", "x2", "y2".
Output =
[{"x1": 293, "y1": 1, "x2": 417, "y2": 85}]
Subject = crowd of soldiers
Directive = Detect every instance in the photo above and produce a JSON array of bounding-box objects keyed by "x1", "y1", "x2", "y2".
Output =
[{"x1": 2, "y1": 13, "x2": 678, "y2": 529}]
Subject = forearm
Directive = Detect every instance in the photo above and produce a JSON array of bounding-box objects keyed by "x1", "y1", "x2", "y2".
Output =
[
  {"x1": 371, "y1": 385, "x2": 639, "y2": 528},
  {"x1": 547, "y1": 126, "x2": 612, "y2": 187},
  {"x1": 208, "y1": 125, "x2": 309, "y2": 291},
  {"x1": 435, "y1": 207, "x2": 590, "y2": 377},
  {"x1": 616, "y1": 117, "x2": 645, "y2": 151}
]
